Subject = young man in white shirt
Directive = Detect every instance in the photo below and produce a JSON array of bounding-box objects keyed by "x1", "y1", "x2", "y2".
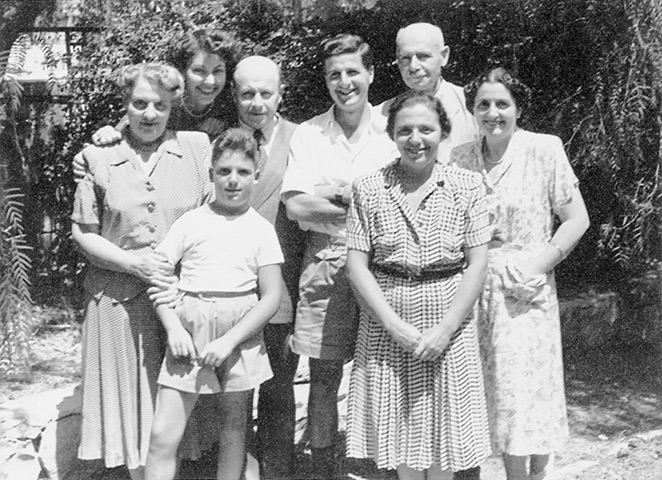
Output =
[{"x1": 281, "y1": 33, "x2": 397, "y2": 479}]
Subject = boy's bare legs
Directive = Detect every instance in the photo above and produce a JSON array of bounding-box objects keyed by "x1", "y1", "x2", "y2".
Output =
[
  {"x1": 216, "y1": 390, "x2": 252, "y2": 480},
  {"x1": 145, "y1": 387, "x2": 199, "y2": 480}
]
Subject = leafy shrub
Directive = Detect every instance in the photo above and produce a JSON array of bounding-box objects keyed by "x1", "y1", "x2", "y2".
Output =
[{"x1": 3, "y1": 0, "x2": 662, "y2": 301}]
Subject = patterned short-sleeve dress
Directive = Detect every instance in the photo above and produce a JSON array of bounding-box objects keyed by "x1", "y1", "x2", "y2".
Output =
[
  {"x1": 71, "y1": 131, "x2": 211, "y2": 469},
  {"x1": 346, "y1": 160, "x2": 492, "y2": 471},
  {"x1": 451, "y1": 129, "x2": 578, "y2": 455}
]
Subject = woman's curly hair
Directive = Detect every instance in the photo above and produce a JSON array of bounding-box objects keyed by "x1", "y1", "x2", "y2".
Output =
[
  {"x1": 166, "y1": 28, "x2": 242, "y2": 78},
  {"x1": 464, "y1": 67, "x2": 532, "y2": 117},
  {"x1": 117, "y1": 62, "x2": 185, "y2": 104}
]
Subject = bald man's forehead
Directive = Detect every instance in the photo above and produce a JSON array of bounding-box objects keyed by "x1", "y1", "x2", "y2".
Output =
[
  {"x1": 397, "y1": 24, "x2": 444, "y2": 51},
  {"x1": 234, "y1": 58, "x2": 281, "y2": 84},
  {"x1": 234, "y1": 69, "x2": 281, "y2": 88}
]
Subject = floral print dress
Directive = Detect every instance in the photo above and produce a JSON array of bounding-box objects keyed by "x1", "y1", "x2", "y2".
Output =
[{"x1": 451, "y1": 129, "x2": 578, "y2": 455}]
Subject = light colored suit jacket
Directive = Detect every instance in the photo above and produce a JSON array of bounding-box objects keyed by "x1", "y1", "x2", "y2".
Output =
[{"x1": 250, "y1": 118, "x2": 305, "y2": 324}]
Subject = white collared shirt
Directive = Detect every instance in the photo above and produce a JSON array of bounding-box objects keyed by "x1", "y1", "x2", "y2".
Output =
[
  {"x1": 239, "y1": 116, "x2": 280, "y2": 156},
  {"x1": 281, "y1": 103, "x2": 398, "y2": 236}
]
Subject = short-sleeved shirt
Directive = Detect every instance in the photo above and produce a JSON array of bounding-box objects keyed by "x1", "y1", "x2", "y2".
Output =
[
  {"x1": 374, "y1": 80, "x2": 480, "y2": 163},
  {"x1": 156, "y1": 204, "x2": 284, "y2": 293},
  {"x1": 281, "y1": 103, "x2": 398, "y2": 237},
  {"x1": 348, "y1": 160, "x2": 490, "y2": 268},
  {"x1": 71, "y1": 130, "x2": 212, "y2": 300}
]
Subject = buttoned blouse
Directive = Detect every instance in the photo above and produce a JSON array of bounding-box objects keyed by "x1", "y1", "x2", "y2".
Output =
[
  {"x1": 71, "y1": 130, "x2": 212, "y2": 301},
  {"x1": 348, "y1": 161, "x2": 490, "y2": 275},
  {"x1": 281, "y1": 104, "x2": 398, "y2": 237}
]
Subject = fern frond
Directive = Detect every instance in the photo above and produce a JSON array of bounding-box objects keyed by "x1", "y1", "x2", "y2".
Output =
[{"x1": 0, "y1": 187, "x2": 33, "y2": 380}]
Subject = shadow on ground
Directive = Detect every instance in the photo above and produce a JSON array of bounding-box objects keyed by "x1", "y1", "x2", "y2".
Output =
[
  {"x1": 66, "y1": 341, "x2": 662, "y2": 480},
  {"x1": 564, "y1": 341, "x2": 662, "y2": 438},
  {"x1": 177, "y1": 431, "x2": 396, "y2": 480}
]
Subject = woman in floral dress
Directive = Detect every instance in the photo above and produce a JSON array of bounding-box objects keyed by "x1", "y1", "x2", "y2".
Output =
[
  {"x1": 345, "y1": 91, "x2": 492, "y2": 480},
  {"x1": 451, "y1": 67, "x2": 590, "y2": 480}
]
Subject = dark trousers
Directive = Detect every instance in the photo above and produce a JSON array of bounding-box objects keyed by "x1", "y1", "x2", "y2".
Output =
[
  {"x1": 257, "y1": 323, "x2": 300, "y2": 479},
  {"x1": 308, "y1": 357, "x2": 344, "y2": 449}
]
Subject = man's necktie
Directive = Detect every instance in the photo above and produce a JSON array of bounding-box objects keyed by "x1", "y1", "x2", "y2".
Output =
[{"x1": 253, "y1": 129, "x2": 268, "y2": 174}]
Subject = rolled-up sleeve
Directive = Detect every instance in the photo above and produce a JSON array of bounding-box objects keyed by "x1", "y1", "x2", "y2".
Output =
[{"x1": 281, "y1": 124, "x2": 318, "y2": 197}]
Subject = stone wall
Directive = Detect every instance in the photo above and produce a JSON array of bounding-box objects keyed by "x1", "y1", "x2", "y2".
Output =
[{"x1": 559, "y1": 271, "x2": 662, "y2": 351}]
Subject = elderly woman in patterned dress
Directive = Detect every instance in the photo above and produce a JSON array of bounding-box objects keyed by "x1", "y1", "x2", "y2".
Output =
[
  {"x1": 345, "y1": 90, "x2": 492, "y2": 480},
  {"x1": 71, "y1": 62, "x2": 212, "y2": 480},
  {"x1": 451, "y1": 67, "x2": 590, "y2": 480}
]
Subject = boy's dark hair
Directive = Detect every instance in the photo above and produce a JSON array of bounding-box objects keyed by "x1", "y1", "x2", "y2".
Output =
[{"x1": 211, "y1": 128, "x2": 258, "y2": 165}]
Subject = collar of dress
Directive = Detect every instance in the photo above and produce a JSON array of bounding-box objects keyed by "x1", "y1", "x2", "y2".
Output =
[
  {"x1": 110, "y1": 130, "x2": 182, "y2": 166},
  {"x1": 383, "y1": 159, "x2": 447, "y2": 190}
]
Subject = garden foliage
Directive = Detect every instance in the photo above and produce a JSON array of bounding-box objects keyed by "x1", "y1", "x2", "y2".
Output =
[
  {"x1": 0, "y1": 188, "x2": 34, "y2": 379},
  {"x1": 2, "y1": 0, "x2": 662, "y2": 305}
]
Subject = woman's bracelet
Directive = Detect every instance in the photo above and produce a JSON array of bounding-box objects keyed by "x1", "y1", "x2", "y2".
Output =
[{"x1": 549, "y1": 242, "x2": 566, "y2": 259}]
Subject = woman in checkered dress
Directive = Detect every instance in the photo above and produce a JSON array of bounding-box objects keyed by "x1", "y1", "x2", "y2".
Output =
[
  {"x1": 345, "y1": 91, "x2": 492, "y2": 479},
  {"x1": 71, "y1": 63, "x2": 211, "y2": 479}
]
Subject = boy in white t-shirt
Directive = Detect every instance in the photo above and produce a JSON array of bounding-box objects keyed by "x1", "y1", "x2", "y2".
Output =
[{"x1": 144, "y1": 128, "x2": 283, "y2": 480}]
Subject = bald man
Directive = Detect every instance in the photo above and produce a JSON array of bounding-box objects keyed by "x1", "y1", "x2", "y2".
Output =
[
  {"x1": 233, "y1": 55, "x2": 304, "y2": 480},
  {"x1": 375, "y1": 22, "x2": 479, "y2": 163}
]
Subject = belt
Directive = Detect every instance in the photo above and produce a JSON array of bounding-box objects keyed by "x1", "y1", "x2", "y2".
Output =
[
  {"x1": 370, "y1": 263, "x2": 464, "y2": 281},
  {"x1": 182, "y1": 289, "x2": 257, "y2": 299}
]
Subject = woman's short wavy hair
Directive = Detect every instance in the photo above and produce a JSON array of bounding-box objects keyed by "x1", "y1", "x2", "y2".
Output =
[
  {"x1": 117, "y1": 62, "x2": 185, "y2": 104},
  {"x1": 167, "y1": 28, "x2": 241, "y2": 77},
  {"x1": 386, "y1": 90, "x2": 452, "y2": 141},
  {"x1": 211, "y1": 128, "x2": 258, "y2": 166},
  {"x1": 320, "y1": 33, "x2": 373, "y2": 70},
  {"x1": 464, "y1": 67, "x2": 532, "y2": 115}
]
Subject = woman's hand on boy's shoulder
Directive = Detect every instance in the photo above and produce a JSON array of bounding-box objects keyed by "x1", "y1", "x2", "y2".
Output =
[{"x1": 148, "y1": 272, "x2": 179, "y2": 307}]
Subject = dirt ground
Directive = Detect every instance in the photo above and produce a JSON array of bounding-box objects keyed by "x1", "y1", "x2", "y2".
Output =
[{"x1": 2, "y1": 318, "x2": 661, "y2": 479}]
